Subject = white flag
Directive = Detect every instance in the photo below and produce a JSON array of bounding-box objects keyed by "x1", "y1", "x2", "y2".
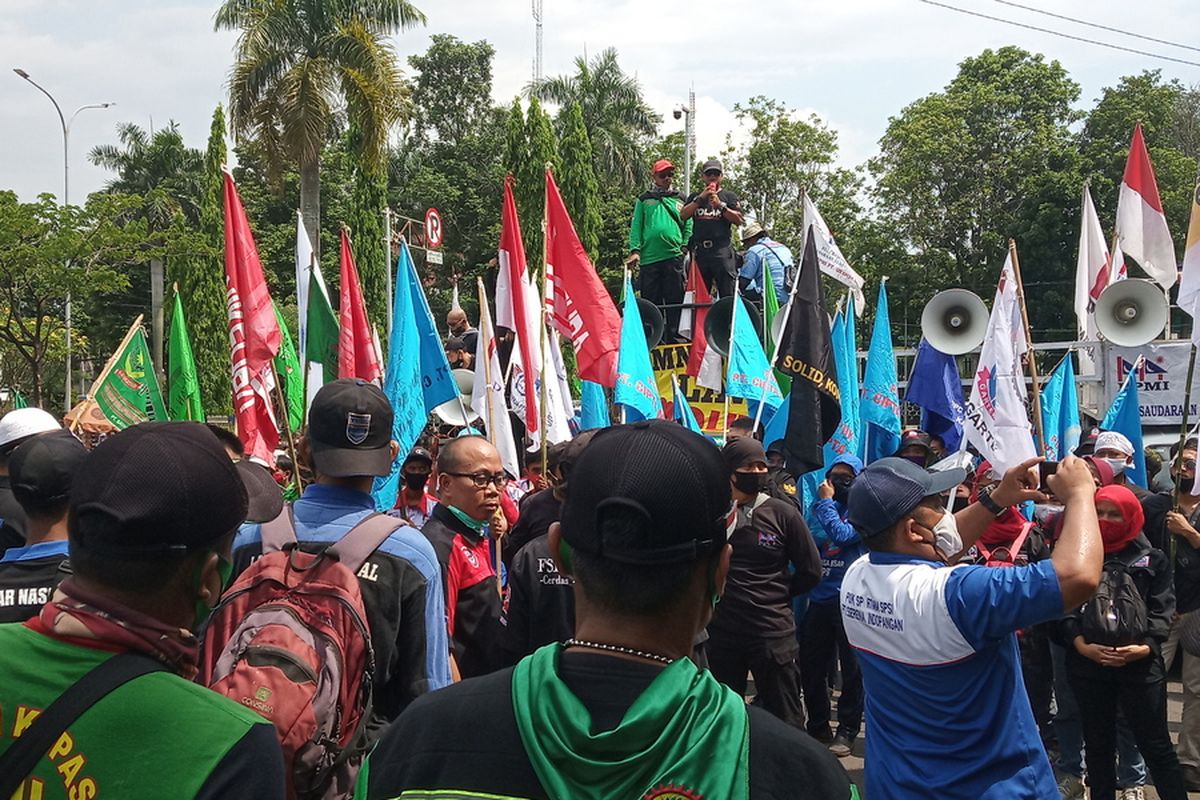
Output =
[
  {"x1": 471, "y1": 285, "x2": 521, "y2": 478},
  {"x1": 803, "y1": 195, "x2": 866, "y2": 314},
  {"x1": 296, "y1": 212, "x2": 333, "y2": 409},
  {"x1": 1075, "y1": 187, "x2": 1110, "y2": 375},
  {"x1": 1178, "y1": 179, "x2": 1200, "y2": 348},
  {"x1": 525, "y1": 326, "x2": 574, "y2": 451},
  {"x1": 963, "y1": 253, "x2": 1037, "y2": 472}
]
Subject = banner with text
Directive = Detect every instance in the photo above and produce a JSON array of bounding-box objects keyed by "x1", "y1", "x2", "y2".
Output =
[
  {"x1": 652, "y1": 344, "x2": 747, "y2": 435},
  {"x1": 1105, "y1": 341, "x2": 1196, "y2": 426}
]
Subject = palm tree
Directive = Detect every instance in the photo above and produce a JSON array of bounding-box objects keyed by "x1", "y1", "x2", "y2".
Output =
[
  {"x1": 89, "y1": 122, "x2": 204, "y2": 227},
  {"x1": 214, "y1": 0, "x2": 425, "y2": 255},
  {"x1": 529, "y1": 48, "x2": 661, "y2": 191}
]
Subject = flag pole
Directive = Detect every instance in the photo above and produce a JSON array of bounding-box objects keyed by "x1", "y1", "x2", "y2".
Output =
[
  {"x1": 477, "y1": 278, "x2": 497, "y2": 441},
  {"x1": 751, "y1": 224, "x2": 811, "y2": 434},
  {"x1": 1174, "y1": 346, "x2": 1198, "y2": 515},
  {"x1": 724, "y1": 283, "x2": 740, "y2": 441},
  {"x1": 539, "y1": 164, "x2": 552, "y2": 474},
  {"x1": 71, "y1": 315, "x2": 145, "y2": 433},
  {"x1": 1009, "y1": 239, "x2": 1046, "y2": 454},
  {"x1": 271, "y1": 367, "x2": 303, "y2": 491},
  {"x1": 384, "y1": 209, "x2": 394, "y2": 342}
]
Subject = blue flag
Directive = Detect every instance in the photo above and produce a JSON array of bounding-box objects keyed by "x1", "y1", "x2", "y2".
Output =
[
  {"x1": 672, "y1": 377, "x2": 703, "y2": 434},
  {"x1": 828, "y1": 298, "x2": 861, "y2": 460},
  {"x1": 726, "y1": 292, "x2": 784, "y2": 410},
  {"x1": 1101, "y1": 366, "x2": 1148, "y2": 488},
  {"x1": 905, "y1": 338, "x2": 965, "y2": 453},
  {"x1": 1040, "y1": 355, "x2": 1081, "y2": 461},
  {"x1": 373, "y1": 242, "x2": 459, "y2": 509},
  {"x1": 614, "y1": 275, "x2": 663, "y2": 421},
  {"x1": 580, "y1": 380, "x2": 610, "y2": 430},
  {"x1": 860, "y1": 282, "x2": 902, "y2": 463}
]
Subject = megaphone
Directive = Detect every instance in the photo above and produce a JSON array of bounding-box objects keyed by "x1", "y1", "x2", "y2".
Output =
[
  {"x1": 626, "y1": 297, "x2": 666, "y2": 349},
  {"x1": 921, "y1": 289, "x2": 988, "y2": 355},
  {"x1": 432, "y1": 368, "x2": 480, "y2": 427},
  {"x1": 704, "y1": 296, "x2": 763, "y2": 357},
  {"x1": 1095, "y1": 279, "x2": 1168, "y2": 347}
]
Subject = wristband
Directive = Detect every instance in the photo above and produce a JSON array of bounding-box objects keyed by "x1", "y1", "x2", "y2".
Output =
[
  {"x1": 977, "y1": 486, "x2": 1005, "y2": 517},
  {"x1": 717, "y1": 202, "x2": 728, "y2": 212}
]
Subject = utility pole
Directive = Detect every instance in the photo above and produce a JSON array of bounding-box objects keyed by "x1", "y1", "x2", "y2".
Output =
[{"x1": 532, "y1": 0, "x2": 544, "y2": 83}]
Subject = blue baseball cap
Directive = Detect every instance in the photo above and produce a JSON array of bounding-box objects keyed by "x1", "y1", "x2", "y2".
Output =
[{"x1": 847, "y1": 457, "x2": 967, "y2": 538}]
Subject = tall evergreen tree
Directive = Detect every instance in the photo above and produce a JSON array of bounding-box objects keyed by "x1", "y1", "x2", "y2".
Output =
[
  {"x1": 517, "y1": 97, "x2": 559, "y2": 269},
  {"x1": 346, "y1": 124, "x2": 390, "y2": 332},
  {"x1": 504, "y1": 98, "x2": 527, "y2": 180},
  {"x1": 557, "y1": 102, "x2": 601, "y2": 260}
]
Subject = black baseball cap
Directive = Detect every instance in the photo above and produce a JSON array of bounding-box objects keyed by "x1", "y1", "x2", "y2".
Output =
[
  {"x1": 444, "y1": 336, "x2": 466, "y2": 352},
  {"x1": 561, "y1": 420, "x2": 735, "y2": 565},
  {"x1": 847, "y1": 457, "x2": 967, "y2": 539},
  {"x1": 235, "y1": 459, "x2": 285, "y2": 523},
  {"x1": 702, "y1": 159, "x2": 723, "y2": 174},
  {"x1": 402, "y1": 447, "x2": 434, "y2": 470},
  {"x1": 10, "y1": 429, "x2": 87, "y2": 511},
  {"x1": 897, "y1": 430, "x2": 933, "y2": 454},
  {"x1": 723, "y1": 437, "x2": 767, "y2": 471},
  {"x1": 308, "y1": 379, "x2": 394, "y2": 478},
  {"x1": 69, "y1": 422, "x2": 249, "y2": 556}
]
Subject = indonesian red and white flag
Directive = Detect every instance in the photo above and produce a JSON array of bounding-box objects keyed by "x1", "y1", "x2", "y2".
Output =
[
  {"x1": 337, "y1": 229, "x2": 383, "y2": 383},
  {"x1": 496, "y1": 177, "x2": 541, "y2": 433},
  {"x1": 1116, "y1": 123, "x2": 1177, "y2": 289},
  {"x1": 223, "y1": 171, "x2": 281, "y2": 465},
  {"x1": 545, "y1": 169, "x2": 622, "y2": 387},
  {"x1": 683, "y1": 260, "x2": 723, "y2": 391},
  {"x1": 1177, "y1": 179, "x2": 1200, "y2": 347},
  {"x1": 963, "y1": 252, "x2": 1037, "y2": 472},
  {"x1": 470, "y1": 281, "x2": 520, "y2": 479}
]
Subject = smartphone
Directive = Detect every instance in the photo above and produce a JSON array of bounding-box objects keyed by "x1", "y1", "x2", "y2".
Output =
[
  {"x1": 1038, "y1": 461, "x2": 1059, "y2": 491},
  {"x1": 707, "y1": 181, "x2": 718, "y2": 193}
]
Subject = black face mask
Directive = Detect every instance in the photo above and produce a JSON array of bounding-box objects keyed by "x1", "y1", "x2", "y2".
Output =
[
  {"x1": 1180, "y1": 476, "x2": 1196, "y2": 494},
  {"x1": 831, "y1": 477, "x2": 854, "y2": 505},
  {"x1": 732, "y1": 471, "x2": 767, "y2": 496},
  {"x1": 403, "y1": 472, "x2": 429, "y2": 492}
]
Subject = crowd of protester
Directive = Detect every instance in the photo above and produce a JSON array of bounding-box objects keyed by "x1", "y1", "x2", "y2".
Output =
[{"x1": 3, "y1": 374, "x2": 1200, "y2": 799}]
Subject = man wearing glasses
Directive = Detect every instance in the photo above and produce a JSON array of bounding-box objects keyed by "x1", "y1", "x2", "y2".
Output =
[
  {"x1": 423, "y1": 435, "x2": 507, "y2": 678},
  {"x1": 628, "y1": 158, "x2": 692, "y2": 343},
  {"x1": 682, "y1": 159, "x2": 744, "y2": 298}
]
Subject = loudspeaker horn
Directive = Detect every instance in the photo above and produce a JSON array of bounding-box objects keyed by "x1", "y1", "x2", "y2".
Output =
[
  {"x1": 704, "y1": 296, "x2": 763, "y2": 357},
  {"x1": 432, "y1": 368, "x2": 480, "y2": 427},
  {"x1": 921, "y1": 289, "x2": 988, "y2": 355},
  {"x1": 1095, "y1": 279, "x2": 1168, "y2": 347},
  {"x1": 627, "y1": 296, "x2": 666, "y2": 349}
]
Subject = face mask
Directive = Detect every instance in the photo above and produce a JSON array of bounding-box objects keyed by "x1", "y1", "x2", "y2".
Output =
[
  {"x1": 447, "y1": 504, "x2": 488, "y2": 533},
  {"x1": 932, "y1": 512, "x2": 962, "y2": 560},
  {"x1": 1098, "y1": 519, "x2": 1130, "y2": 549},
  {"x1": 1179, "y1": 476, "x2": 1196, "y2": 494},
  {"x1": 732, "y1": 471, "x2": 767, "y2": 496},
  {"x1": 193, "y1": 553, "x2": 234, "y2": 631},
  {"x1": 1102, "y1": 457, "x2": 1129, "y2": 477},
  {"x1": 403, "y1": 472, "x2": 429, "y2": 492},
  {"x1": 831, "y1": 477, "x2": 854, "y2": 505}
]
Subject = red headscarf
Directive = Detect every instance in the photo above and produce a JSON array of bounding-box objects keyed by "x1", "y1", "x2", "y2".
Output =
[
  {"x1": 1094, "y1": 484, "x2": 1144, "y2": 554},
  {"x1": 1083, "y1": 456, "x2": 1117, "y2": 487},
  {"x1": 971, "y1": 460, "x2": 1029, "y2": 546}
]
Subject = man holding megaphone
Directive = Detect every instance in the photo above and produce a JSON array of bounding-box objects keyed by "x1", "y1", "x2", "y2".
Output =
[{"x1": 682, "y1": 159, "x2": 744, "y2": 298}]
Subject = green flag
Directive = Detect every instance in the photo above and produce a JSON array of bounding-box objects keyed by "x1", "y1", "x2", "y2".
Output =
[
  {"x1": 93, "y1": 323, "x2": 167, "y2": 430},
  {"x1": 12, "y1": 391, "x2": 27, "y2": 410},
  {"x1": 167, "y1": 290, "x2": 205, "y2": 421},
  {"x1": 306, "y1": 271, "x2": 339, "y2": 385},
  {"x1": 762, "y1": 272, "x2": 791, "y2": 395},
  {"x1": 273, "y1": 301, "x2": 304, "y2": 433}
]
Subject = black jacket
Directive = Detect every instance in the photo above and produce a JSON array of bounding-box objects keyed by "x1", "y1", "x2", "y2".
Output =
[
  {"x1": 1142, "y1": 492, "x2": 1200, "y2": 614},
  {"x1": 1060, "y1": 535, "x2": 1175, "y2": 684},
  {"x1": 0, "y1": 477, "x2": 27, "y2": 555},
  {"x1": 504, "y1": 489, "x2": 561, "y2": 570},
  {"x1": 708, "y1": 493, "x2": 821, "y2": 642},
  {"x1": 501, "y1": 534, "x2": 575, "y2": 666}
]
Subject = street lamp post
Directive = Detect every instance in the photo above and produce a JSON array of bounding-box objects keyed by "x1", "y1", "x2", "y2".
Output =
[
  {"x1": 674, "y1": 90, "x2": 696, "y2": 192},
  {"x1": 13, "y1": 68, "x2": 113, "y2": 412}
]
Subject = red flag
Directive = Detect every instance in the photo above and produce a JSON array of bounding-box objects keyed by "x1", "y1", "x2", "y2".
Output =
[
  {"x1": 1116, "y1": 123, "x2": 1177, "y2": 289},
  {"x1": 545, "y1": 169, "x2": 621, "y2": 387},
  {"x1": 496, "y1": 176, "x2": 540, "y2": 433},
  {"x1": 338, "y1": 229, "x2": 383, "y2": 383},
  {"x1": 223, "y1": 171, "x2": 281, "y2": 464}
]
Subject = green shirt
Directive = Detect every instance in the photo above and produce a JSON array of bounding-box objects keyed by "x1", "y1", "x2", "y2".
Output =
[
  {"x1": 0, "y1": 623, "x2": 284, "y2": 799},
  {"x1": 628, "y1": 191, "x2": 691, "y2": 265}
]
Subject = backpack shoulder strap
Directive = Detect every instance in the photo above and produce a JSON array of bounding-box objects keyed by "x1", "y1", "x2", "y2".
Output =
[
  {"x1": 328, "y1": 513, "x2": 404, "y2": 573},
  {"x1": 1010, "y1": 522, "x2": 1034, "y2": 559},
  {"x1": 0, "y1": 652, "x2": 165, "y2": 798},
  {"x1": 260, "y1": 505, "x2": 296, "y2": 554}
]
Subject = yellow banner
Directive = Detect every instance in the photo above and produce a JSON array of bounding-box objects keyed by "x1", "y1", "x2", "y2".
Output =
[{"x1": 650, "y1": 343, "x2": 748, "y2": 435}]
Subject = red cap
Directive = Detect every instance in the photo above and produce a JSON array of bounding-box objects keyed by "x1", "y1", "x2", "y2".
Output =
[{"x1": 652, "y1": 159, "x2": 675, "y2": 174}]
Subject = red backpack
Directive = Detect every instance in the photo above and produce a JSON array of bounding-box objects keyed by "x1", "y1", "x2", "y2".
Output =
[
  {"x1": 200, "y1": 510, "x2": 400, "y2": 799},
  {"x1": 975, "y1": 522, "x2": 1034, "y2": 568}
]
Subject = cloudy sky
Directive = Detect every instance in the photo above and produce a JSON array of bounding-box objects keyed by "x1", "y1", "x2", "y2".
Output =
[{"x1": 3, "y1": 0, "x2": 1198, "y2": 203}]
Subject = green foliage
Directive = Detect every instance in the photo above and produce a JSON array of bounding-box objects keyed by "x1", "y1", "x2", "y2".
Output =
[
  {"x1": 557, "y1": 102, "x2": 601, "y2": 259},
  {"x1": 408, "y1": 35, "x2": 496, "y2": 147},
  {"x1": 530, "y1": 47, "x2": 660, "y2": 193},
  {"x1": 344, "y1": 124, "x2": 389, "y2": 329},
  {"x1": 516, "y1": 97, "x2": 560, "y2": 272}
]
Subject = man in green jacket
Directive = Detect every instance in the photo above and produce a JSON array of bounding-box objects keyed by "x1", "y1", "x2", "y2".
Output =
[
  {"x1": 0, "y1": 422, "x2": 285, "y2": 799},
  {"x1": 628, "y1": 159, "x2": 692, "y2": 343}
]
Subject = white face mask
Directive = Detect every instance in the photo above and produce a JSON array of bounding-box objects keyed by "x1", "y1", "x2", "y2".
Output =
[
  {"x1": 1102, "y1": 457, "x2": 1129, "y2": 477},
  {"x1": 932, "y1": 512, "x2": 962, "y2": 560}
]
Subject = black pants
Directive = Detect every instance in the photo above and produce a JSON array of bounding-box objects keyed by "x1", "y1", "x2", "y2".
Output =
[
  {"x1": 799, "y1": 601, "x2": 863, "y2": 739},
  {"x1": 708, "y1": 633, "x2": 805, "y2": 729},
  {"x1": 639, "y1": 256, "x2": 685, "y2": 343},
  {"x1": 1068, "y1": 668, "x2": 1188, "y2": 800},
  {"x1": 1020, "y1": 626, "x2": 1055, "y2": 747},
  {"x1": 693, "y1": 246, "x2": 736, "y2": 299}
]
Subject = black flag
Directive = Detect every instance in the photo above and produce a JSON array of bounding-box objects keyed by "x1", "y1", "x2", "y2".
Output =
[{"x1": 776, "y1": 232, "x2": 841, "y2": 477}]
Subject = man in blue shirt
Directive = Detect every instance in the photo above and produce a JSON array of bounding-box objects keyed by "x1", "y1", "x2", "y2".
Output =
[
  {"x1": 232, "y1": 380, "x2": 451, "y2": 736},
  {"x1": 739, "y1": 222, "x2": 791, "y2": 302},
  {"x1": 840, "y1": 455, "x2": 1103, "y2": 799},
  {"x1": 802, "y1": 453, "x2": 865, "y2": 758}
]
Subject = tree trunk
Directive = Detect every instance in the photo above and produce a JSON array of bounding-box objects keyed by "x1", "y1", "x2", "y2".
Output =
[{"x1": 300, "y1": 156, "x2": 321, "y2": 260}]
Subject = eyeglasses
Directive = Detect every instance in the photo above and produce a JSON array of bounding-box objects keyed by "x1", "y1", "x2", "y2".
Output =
[
  {"x1": 703, "y1": 170, "x2": 721, "y2": 177},
  {"x1": 445, "y1": 471, "x2": 507, "y2": 489}
]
